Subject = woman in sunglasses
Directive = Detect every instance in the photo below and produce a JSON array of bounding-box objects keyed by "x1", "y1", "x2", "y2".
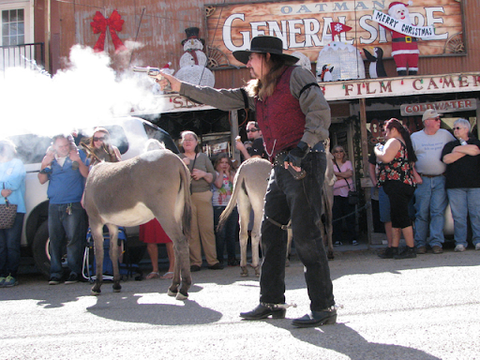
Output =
[
  {"x1": 81, "y1": 127, "x2": 121, "y2": 167},
  {"x1": 441, "y1": 118, "x2": 480, "y2": 252},
  {"x1": 331, "y1": 145, "x2": 357, "y2": 246}
]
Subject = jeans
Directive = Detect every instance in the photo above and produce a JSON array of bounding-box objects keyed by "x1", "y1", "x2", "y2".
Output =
[
  {"x1": 48, "y1": 202, "x2": 87, "y2": 278},
  {"x1": 414, "y1": 175, "x2": 448, "y2": 248},
  {"x1": 0, "y1": 213, "x2": 24, "y2": 278},
  {"x1": 378, "y1": 186, "x2": 391, "y2": 223},
  {"x1": 213, "y1": 206, "x2": 238, "y2": 263},
  {"x1": 260, "y1": 151, "x2": 335, "y2": 311},
  {"x1": 447, "y1": 188, "x2": 480, "y2": 247}
]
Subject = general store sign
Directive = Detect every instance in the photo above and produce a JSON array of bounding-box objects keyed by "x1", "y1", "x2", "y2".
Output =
[
  {"x1": 400, "y1": 99, "x2": 477, "y2": 116},
  {"x1": 319, "y1": 73, "x2": 480, "y2": 101},
  {"x1": 205, "y1": 0, "x2": 463, "y2": 64}
]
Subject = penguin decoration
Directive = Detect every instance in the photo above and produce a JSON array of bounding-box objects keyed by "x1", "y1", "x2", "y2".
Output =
[
  {"x1": 363, "y1": 47, "x2": 387, "y2": 78},
  {"x1": 318, "y1": 64, "x2": 334, "y2": 82}
]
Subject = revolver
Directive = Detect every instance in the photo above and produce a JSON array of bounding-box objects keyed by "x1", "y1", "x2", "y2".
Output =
[
  {"x1": 133, "y1": 66, "x2": 174, "y2": 91},
  {"x1": 132, "y1": 66, "x2": 164, "y2": 79}
]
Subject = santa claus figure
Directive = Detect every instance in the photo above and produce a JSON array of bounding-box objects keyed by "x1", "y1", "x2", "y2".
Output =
[{"x1": 388, "y1": 1, "x2": 419, "y2": 76}]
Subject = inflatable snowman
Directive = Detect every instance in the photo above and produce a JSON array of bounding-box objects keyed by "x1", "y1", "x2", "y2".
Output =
[{"x1": 175, "y1": 27, "x2": 215, "y2": 87}]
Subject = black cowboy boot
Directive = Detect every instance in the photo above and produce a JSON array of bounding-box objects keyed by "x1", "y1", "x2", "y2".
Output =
[
  {"x1": 292, "y1": 307, "x2": 337, "y2": 328},
  {"x1": 240, "y1": 303, "x2": 287, "y2": 320}
]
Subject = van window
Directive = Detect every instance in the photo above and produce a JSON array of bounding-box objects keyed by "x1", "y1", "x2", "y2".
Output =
[
  {"x1": 143, "y1": 123, "x2": 179, "y2": 153},
  {"x1": 8, "y1": 134, "x2": 52, "y2": 164}
]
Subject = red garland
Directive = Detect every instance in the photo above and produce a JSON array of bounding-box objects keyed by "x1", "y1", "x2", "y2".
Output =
[{"x1": 91, "y1": 10, "x2": 126, "y2": 53}]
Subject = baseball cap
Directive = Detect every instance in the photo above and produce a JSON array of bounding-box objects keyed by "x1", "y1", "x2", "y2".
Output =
[{"x1": 422, "y1": 109, "x2": 441, "y2": 122}]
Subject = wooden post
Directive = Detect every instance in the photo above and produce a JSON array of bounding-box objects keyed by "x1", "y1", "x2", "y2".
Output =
[
  {"x1": 359, "y1": 98, "x2": 374, "y2": 246},
  {"x1": 477, "y1": 100, "x2": 480, "y2": 140}
]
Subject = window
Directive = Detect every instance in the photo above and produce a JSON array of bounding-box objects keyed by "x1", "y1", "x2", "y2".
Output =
[{"x1": 2, "y1": 9, "x2": 24, "y2": 46}]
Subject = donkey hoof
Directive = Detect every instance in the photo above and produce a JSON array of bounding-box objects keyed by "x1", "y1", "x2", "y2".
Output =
[
  {"x1": 253, "y1": 265, "x2": 261, "y2": 277},
  {"x1": 167, "y1": 288, "x2": 177, "y2": 297},
  {"x1": 113, "y1": 284, "x2": 122, "y2": 292},
  {"x1": 240, "y1": 266, "x2": 248, "y2": 277},
  {"x1": 91, "y1": 287, "x2": 101, "y2": 296},
  {"x1": 176, "y1": 291, "x2": 188, "y2": 300}
]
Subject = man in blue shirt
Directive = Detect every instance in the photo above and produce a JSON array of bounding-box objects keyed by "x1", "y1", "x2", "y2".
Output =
[{"x1": 38, "y1": 134, "x2": 89, "y2": 284}]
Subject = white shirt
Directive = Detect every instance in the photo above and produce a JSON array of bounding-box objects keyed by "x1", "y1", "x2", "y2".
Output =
[{"x1": 411, "y1": 129, "x2": 455, "y2": 175}]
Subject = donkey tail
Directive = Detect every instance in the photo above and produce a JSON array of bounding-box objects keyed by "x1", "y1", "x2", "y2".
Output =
[
  {"x1": 218, "y1": 167, "x2": 245, "y2": 231},
  {"x1": 180, "y1": 161, "x2": 192, "y2": 238}
]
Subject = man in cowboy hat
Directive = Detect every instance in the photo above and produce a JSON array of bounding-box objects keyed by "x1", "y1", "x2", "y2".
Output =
[{"x1": 158, "y1": 35, "x2": 336, "y2": 328}]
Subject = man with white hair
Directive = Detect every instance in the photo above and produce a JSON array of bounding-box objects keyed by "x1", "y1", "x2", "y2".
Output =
[
  {"x1": 411, "y1": 109, "x2": 455, "y2": 254},
  {"x1": 441, "y1": 118, "x2": 480, "y2": 251}
]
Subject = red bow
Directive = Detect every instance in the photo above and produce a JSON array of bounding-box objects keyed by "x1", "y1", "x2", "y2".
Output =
[{"x1": 91, "y1": 10, "x2": 126, "y2": 53}]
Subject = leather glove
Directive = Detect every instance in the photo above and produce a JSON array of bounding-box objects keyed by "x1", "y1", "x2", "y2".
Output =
[{"x1": 284, "y1": 141, "x2": 309, "y2": 167}]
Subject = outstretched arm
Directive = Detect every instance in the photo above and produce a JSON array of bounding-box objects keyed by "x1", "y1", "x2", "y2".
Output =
[{"x1": 158, "y1": 72, "x2": 249, "y2": 111}]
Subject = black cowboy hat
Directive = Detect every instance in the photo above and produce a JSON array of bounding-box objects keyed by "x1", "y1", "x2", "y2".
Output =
[{"x1": 232, "y1": 36, "x2": 299, "y2": 65}]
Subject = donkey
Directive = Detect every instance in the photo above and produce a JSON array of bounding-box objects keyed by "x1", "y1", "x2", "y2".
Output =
[
  {"x1": 83, "y1": 149, "x2": 192, "y2": 299},
  {"x1": 218, "y1": 158, "x2": 272, "y2": 277},
  {"x1": 220, "y1": 145, "x2": 336, "y2": 277}
]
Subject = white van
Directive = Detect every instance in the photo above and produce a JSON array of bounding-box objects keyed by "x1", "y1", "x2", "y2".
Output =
[{"x1": 8, "y1": 116, "x2": 178, "y2": 277}]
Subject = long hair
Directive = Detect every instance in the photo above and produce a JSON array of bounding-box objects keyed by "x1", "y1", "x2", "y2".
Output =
[
  {"x1": 245, "y1": 53, "x2": 288, "y2": 100},
  {"x1": 80, "y1": 127, "x2": 119, "y2": 163},
  {"x1": 385, "y1": 118, "x2": 417, "y2": 163},
  {"x1": 214, "y1": 153, "x2": 236, "y2": 182}
]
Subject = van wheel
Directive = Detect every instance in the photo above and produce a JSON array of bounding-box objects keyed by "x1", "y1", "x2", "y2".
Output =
[{"x1": 32, "y1": 221, "x2": 51, "y2": 279}]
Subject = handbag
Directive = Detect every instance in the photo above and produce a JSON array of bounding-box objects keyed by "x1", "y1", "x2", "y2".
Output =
[
  {"x1": 0, "y1": 197, "x2": 17, "y2": 229},
  {"x1": 347, "y1": 190, "x2": 360, "y2": 205},
  {"x1": 334, "y1": 160, "x2": 359, "y2": 205}
]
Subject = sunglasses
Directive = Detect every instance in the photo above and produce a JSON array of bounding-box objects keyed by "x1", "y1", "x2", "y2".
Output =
[
  {"x1": 428, "y1": 117, "x2": 441, "y2": 121},
  {"x1": 93, "y1": 137, "x2": 106, "y2": 142},
  {"x1": 453, "y1": 127, "x2": 464, "y2": 130},
  {"x1": 246, "y1": 128, "x2": 259, "y2": 133}
]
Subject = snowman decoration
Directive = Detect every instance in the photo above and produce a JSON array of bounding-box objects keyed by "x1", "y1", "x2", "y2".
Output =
[
  {"x1": 175, "y1": 27, "x2": 215, "y2": 87},
  {"x1": 387, "y1": 1, "x2": 419, "y2": 76}
]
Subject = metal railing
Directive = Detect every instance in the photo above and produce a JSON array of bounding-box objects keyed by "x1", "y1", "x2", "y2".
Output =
[{"x1": 1, "y1": 42, "x2": 45, "y2": 72}]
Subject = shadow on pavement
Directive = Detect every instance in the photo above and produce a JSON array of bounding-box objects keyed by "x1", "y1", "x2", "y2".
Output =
[{"x1": 272, "y1": 322, "x2": 441, "y2": 360}]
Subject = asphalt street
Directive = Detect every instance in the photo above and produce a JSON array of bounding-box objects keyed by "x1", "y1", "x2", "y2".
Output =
[{"x1": 1, "y1": 247, "x2": 479, "y2": 360}]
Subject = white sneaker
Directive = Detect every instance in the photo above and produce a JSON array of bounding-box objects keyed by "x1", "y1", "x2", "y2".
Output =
[
  {"x1": 475, "y1": 243, "x2": 480, "y2": 251},
  {"x1": 454, "y1": 244, "x2": 466, "y2": 252}
]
